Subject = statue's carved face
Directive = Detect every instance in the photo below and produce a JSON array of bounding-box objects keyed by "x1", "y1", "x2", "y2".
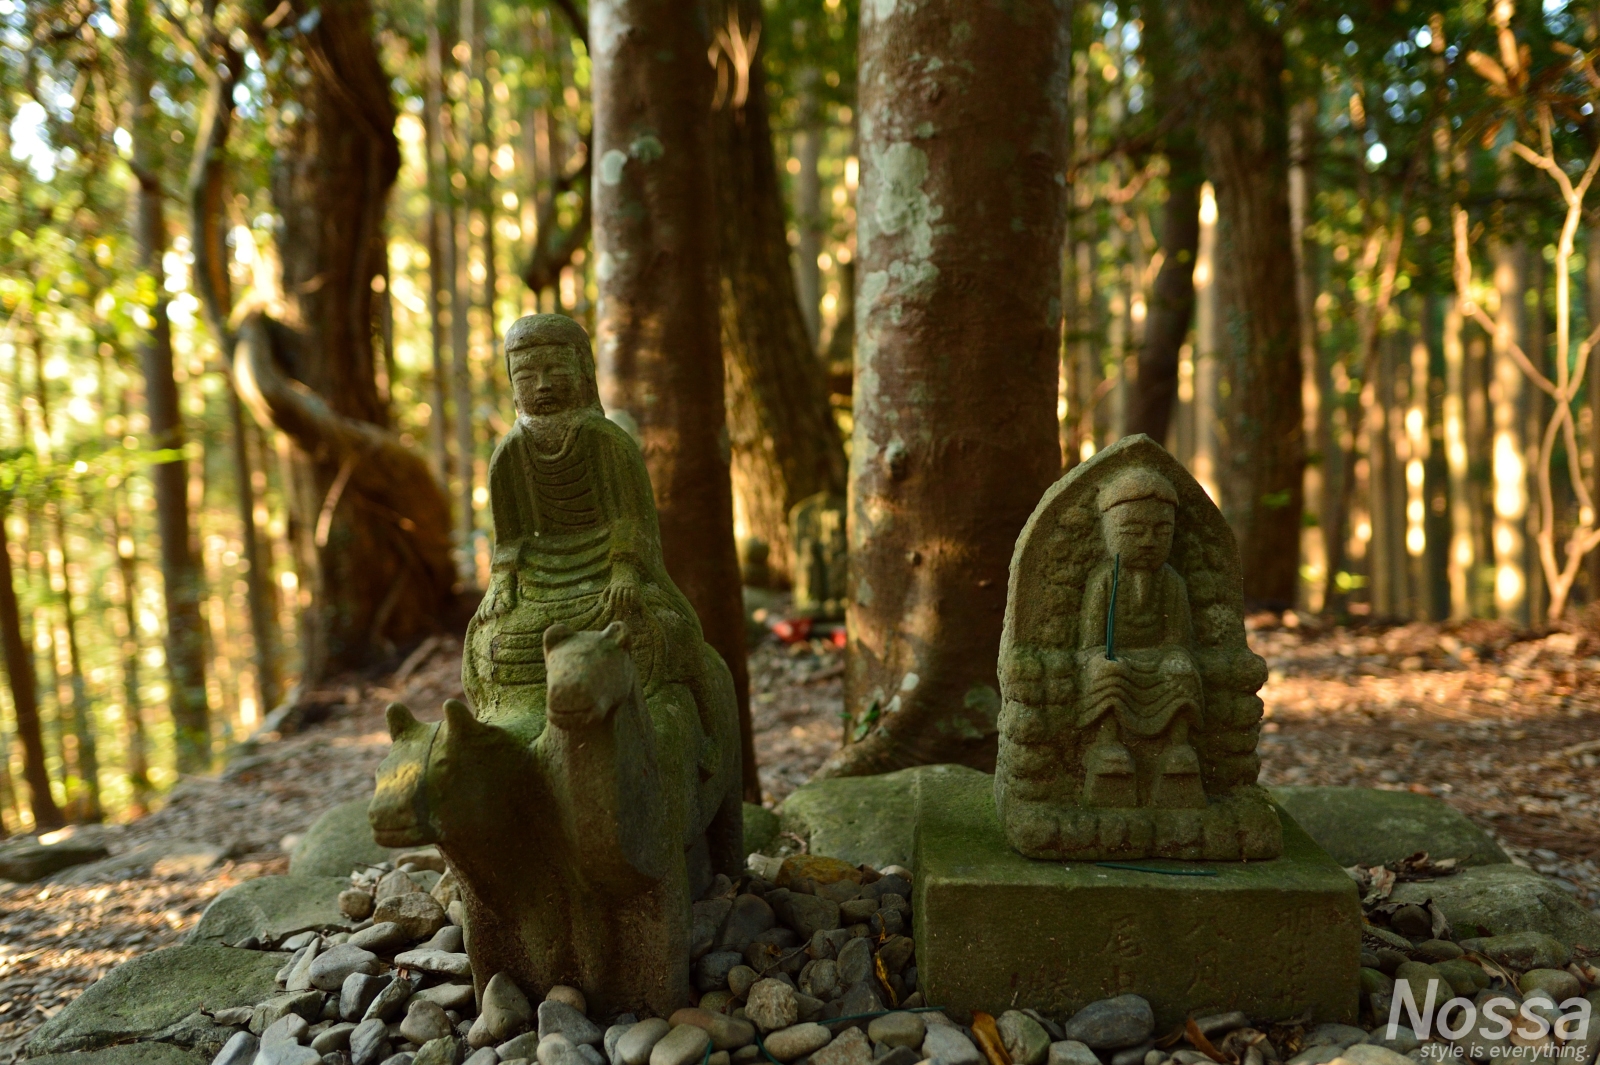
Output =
[
  {"x1": 510, "y1": 344, "x2": 584, "y2": 416},
  {"x1": 1101, "y1": 499, "x2": 1175, "y2": 571}
]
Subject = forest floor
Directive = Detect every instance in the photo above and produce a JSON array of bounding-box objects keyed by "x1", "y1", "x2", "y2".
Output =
[{"x1": 2, "y1": 617, "x2": 1600, "y2": 1061}]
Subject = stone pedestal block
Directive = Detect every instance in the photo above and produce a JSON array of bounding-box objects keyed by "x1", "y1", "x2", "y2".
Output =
[{"x1": 912, "y1": 765, "x2": 1361, "y2": 1028}]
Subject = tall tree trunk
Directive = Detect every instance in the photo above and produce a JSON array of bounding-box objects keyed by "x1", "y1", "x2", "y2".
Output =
[
  {"x1": 1126, "y1": 0, "x2": 1198, "y2": 446},
  {"x1": 425, "y1": 1, "x2": 452, "y2": 488},
  {"x1": 711, "y1": 0, "x2": 847, "y2": 592},
  {"x1": 820, "y1": 0, "x2": 1068, "y2": 777},
  {"x1": 792, "y1": 68, "x2": 823, "y2": 348},
  {"x1": 241, "y1": 0, "x2": 456, "y2": 677},
  {"x1": 1289, "y1": 100, "x2": 1328, "y2": 613},
  {"x1": 111, "y1": 491, "x2": 153, "y2": 813},
  {"x1": 1492, "y1": 235, "x2": 1528, "y2": 624},
  {"x1": 126, "y1": 0, "x2": 211, "y2": 770},
  {"x1": 1170, "y1": 0, "x2": 1305, "y2": 606},
  {"x1": 51, "y1": 504, "x2": 100, "y2": 820},
  {"x1": 591, "y1": 0, "x2": 752, "y2": 789},
  {"x1": 0, "y1": 507, "x2": 63, "y2": 829}
]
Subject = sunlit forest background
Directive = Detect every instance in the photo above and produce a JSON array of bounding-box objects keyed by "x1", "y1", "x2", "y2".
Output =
[{"x1": 4, "y1": 0, "x2": 1600, "y2": 828}]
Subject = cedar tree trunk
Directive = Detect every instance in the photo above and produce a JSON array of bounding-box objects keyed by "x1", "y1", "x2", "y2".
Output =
[
  {"x1": 820, "y1": 0, "x2": 1069, "y2": 777},
  {"x1": 126, "y1": 0, "x2": 211, "y2": 769},
  {"x1": 1170, "y1": 0, "x2": 1305, "y2": 605},
  {"x1": 590, "y1": 0, "x2": 755, "y2": 796},
  {"x1": 712, "y1": 0, "x2": 847, "y2": 585},
  {"x1": 0, "y1": 508, "x2": 63, "y2": 828},
  {"x1": 246, "y1": 0, "x2": 456, "y2": 677}
]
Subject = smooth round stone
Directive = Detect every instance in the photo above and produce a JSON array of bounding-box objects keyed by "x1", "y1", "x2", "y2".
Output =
[
  {"x1": 1391, "y1": 963, "x2": 1449, "y2": 1009},
  {"x1": 797, "y1": 960, "x2": 838, "y2": 1002},
  {"x1": 538, "y1": 1035, "x2": 586, "y2": 1065},
  {"x1": 649, "y1": 1024, "x2": 711, "y2": 1065},
  {"x1": 394, "y1": 950, "x2": 473, "y2": 978},
  {"x1": 1366, "y1": 1026, "x2": 1419, "y2": 1055},
  {"x1": 473, "y1": 973, "x2": 535, "y2": 1045},
  {"x1": 921, "y1": 1027, "x2": 981, "y2": 1065},
  {"x1": 1435, "y1": 959, "x2": 1488, "y2": 996},
  {"x1": 312, "y1": 1024, "x2": 357, "y2": 1055},
  {"x1": 1414, "y1": 939, "x2": 1463, "y2": 963},
  {"x1": 378, "y1": 870, "x2": 424, "y2": 901},
  {"x1": 1521, "y1": 968, "x2": 1582, "y2": 1001},
  {"x1": 375, "y1": 893, "x2": 449, "y2": 941},
  {"x1": 1061, "y1": 995, "x2": 1154, "y2": 1051},
  {"x1": 761, "y1": 1024, "x2": 832, "y2": 1064},
  {"x1": 669, "y1": 1008, "x2": 754, "y2": 1051},
  {"x1": 834, "y1": 939, "x2": 871, "y2": 989},
  {"x1": 341, "y1": 891, "x2": 377, "y2": 921},
  {"x1": 498, "y1": 1035, "x2": 543, "y2": 1062},
  {"x1": 546, "y1": 987, "x2": 588, "y2": 1014},
  {"x1": 618, "y1": 1019, "x2": 670, "y2": 1065},
  {"x1": 415, "y1": 1035, "x2": 463, "y2": 1065},
  {"x1": 311, "y1": 945, "x2": 380, "y2": 992},
  {"x1": 464, "y1": 1049, "x2": 499, "y2": 1065},
  {"x1": 402, "y1": 1001, "x2": 457, "y2": 1046},
  {"x1": 417, "y1": 984, "x2": 477, "y2": 1013},
  {"x1": 744, "y1": 979, "x2": 798, "y2": 1033},
  {"x1": 1285, "y1": 1046, "x2": 1342, "y2": 1065},
  {"x1": 539, "y1": 1001, "x2": 602, "y2": 1047},
  {"x1": 365, "y1": 975, "x2": 422, "y2": 1023},
  {"x1": 866, "y1": 1013, "x2": 925, "y2": 1050},
  {"x1": 1358, "y1": 969, "x2": 1392, "y2": 997},
  {"x1": 1048, "y1": 1041, "x2": 1100, "y2": 1065},
  {"x1": 423, "y1": 926, "x2": 466, "y2": 954},
  {"x1": 256, "y1": 1045, "x2": 322, "y2": 1065},
  {"x1": 263, "y1": 1015, "x2": 313, "y2": 1048},
  {"x1": 997, "y1": 1012, "x2": 1049, "y2": 1065},
  {"x1": 695, "y1": 952, "x2": 745, "y2": 993},
  {"x1": 727, "y1": 966, "x2": 760, "y2": 1000},
  {"x1": 216, "y1": 1031, "x2": 261, "y2": 1065},
  {"x1": 717, "y1": 895, "x2": 777, "y2": 953},
  {"x1": 352, "y1": 923, "x2": 412, "y2": 954},
  {"x1": 342, "y1": 973, "x2": 395, "y2": 1022},
  {"x1": 350, "y1": 1018, "x2": 390, "y2": 1065}
]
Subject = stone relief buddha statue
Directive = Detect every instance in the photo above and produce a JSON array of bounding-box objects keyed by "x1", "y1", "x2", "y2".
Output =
[{"x1": 995, "y1": 434, "x2": 1282, "y2": 861}]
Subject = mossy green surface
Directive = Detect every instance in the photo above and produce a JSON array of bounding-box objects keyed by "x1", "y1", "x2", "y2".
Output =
[
  {"x1": 27, "y1": 1042, "x2": 208, "y2": 1065},
  {"x1": 26, "y1": 944, "x2": 287, "y2": 1055},
  {"x1": 288, "y1": 797, "x2": 393, "y2": 876},
  {"x1": 777, "y1": 766, "x2": 929, "y2": 871},
  {"x1": 1268, "y1": 786, "x2": 1508, "y2": 867},
  {"x1": 187, "y1": 874, "x2": 352, "y2": 945},
  {"x1": 913, "y1": 764, "x2": 1361, "y2": 1028},
  {"x1": 743, "y1": 803, "x2": 781, "y2": 856}
]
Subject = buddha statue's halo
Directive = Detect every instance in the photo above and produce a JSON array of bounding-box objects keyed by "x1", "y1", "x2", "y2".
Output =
[
  {"x1": 503, "y1": 313, "x2": 600, "y2": 410},
  {"x1": 1096, "y1": 466, "x2": 1178, "y2": 513}
]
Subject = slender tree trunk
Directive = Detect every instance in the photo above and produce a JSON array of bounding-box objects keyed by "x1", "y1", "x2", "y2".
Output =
[
  {"x1": 820, "y1": 0, "x2": 1068, "y2": 777},
  {"x1": 425, "y1": 2, "x2": 452, "y2": 489},
  {"x1": 126, "y1": 0, "x2": 211, "y2": 770},
  {"x1": 453, "y1": 0, "x2": 477, "y2": 576},
  {"x1": 1444, "y1": 296, "x2": 1474, "y2": 619},
  {"x1": 111, "y1": 491, "x2": 153, "y2": 813},
  {"x1": 1170, "y1": 0, "x2": 1305, "y2": 606},
  {"x1": 0, "y1": 508, "x2": 63, "y2": 829},
  {"x1": 591, "y1": 0, "x2": 751, "y2": 786},
  {"x1": 711, "y1": 0, "x2": 847, "y2": 594},
  {"x1": 1493, "y1": 235, "x2": 1528, "y2": 624},
  {"x1": 1289, "y1": 100, "x2": 1327, "y2": 613},
  {"x1": 242, "y1": 0, "x2": 456, "y2": 676},
  {"x1": 51, "y1": 504, "x2": 100, "y2": 820},
  {"x1": 1587, "y1": 223, "x2": 1600, "y2": 605},
  {"x1": 793, "y1": 68, "x2": 823, "y2": 348},
  {"x1": 1127, "y1": 1, "x2": 1199, "y2": 446}
]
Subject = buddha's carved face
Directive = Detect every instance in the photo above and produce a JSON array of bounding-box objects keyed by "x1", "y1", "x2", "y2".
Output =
[
  {"x1": 1101, "y1": 499, "x2": 1175, "y2": 571},
  {"x1": 510, "y1": 344, "x2": 584, "y2": 416}
]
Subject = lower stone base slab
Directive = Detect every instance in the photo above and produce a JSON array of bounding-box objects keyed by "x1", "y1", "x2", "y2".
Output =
[
  {"x1": 1001, "y1": 784, "x2": 1284, "y2": 861},
  {"x1": 913, "y1": 765, "x2": 1361, "y2": 1028}
]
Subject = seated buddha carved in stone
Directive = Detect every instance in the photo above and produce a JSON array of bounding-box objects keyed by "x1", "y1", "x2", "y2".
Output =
[{"x1": 995, "y1": 435, "x2": 1282, "y2": 861}]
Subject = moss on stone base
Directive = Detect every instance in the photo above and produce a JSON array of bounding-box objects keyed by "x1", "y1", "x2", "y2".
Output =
[{"x1": 913, "y1": 764, "x2": 1361, "y2": 1027}]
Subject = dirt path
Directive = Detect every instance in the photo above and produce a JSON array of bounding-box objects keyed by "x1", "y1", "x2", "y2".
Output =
[{"x1": 1, "y1": 622, "x2": 1597, "y2": 1061}]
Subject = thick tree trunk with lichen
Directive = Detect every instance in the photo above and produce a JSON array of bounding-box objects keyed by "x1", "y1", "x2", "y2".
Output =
[
  {"x1": 247, "y1": 0, "x2": 456, "y2": 677},
  {"x1": 590, "y1": 0, "x2": 755, "y2": 799},
  {"x1": 820, "y1": 0, "x2": 1069, "y2": 778},
  {"x1": 712, "y1": 0, "x2": 847, "y2": 585},
  {"x1": 1170, "y1": 0, "x2": 1305, "y2": 606}
]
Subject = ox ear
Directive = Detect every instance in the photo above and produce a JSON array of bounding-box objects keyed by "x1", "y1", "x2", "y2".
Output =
[
  {"x1": 442, "y1": 698, "x2": 481, "y2": 737},
  {"x1": 543, "y1": 623, "x2": 575, "y2": 653},
  {"x1": 601, "y1": 620, "x2": 630, "y2": 649},
  {"x1": 386, "y1": 702, "x2": 421, "y2": 741}
]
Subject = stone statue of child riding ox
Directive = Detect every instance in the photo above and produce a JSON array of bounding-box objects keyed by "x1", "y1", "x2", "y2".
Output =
[{"x1": 367, "y1": 315, "x2": 744, "y2": 1020}]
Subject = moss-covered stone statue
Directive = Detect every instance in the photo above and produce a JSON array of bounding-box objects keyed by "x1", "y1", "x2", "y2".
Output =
[
  {"x1": 995, "y1": 434, "x2": 1281, "y2": 860},
  {"x1": 368, "y1": 314, "x2": 743, "y2": 1019}
]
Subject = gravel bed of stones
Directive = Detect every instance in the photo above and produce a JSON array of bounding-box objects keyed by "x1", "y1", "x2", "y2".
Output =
[{"x1": 196, "y1": 848, "x2": 1600, "y2": 1065}]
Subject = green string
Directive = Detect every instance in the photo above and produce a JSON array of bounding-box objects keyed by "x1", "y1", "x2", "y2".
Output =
[
  {"x1": 1093, "y1": 861, "x2": 1219, "y2": 877},
  {"x1": 1104, "y1": 553, "x2": 1120, "y2": 662}
]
